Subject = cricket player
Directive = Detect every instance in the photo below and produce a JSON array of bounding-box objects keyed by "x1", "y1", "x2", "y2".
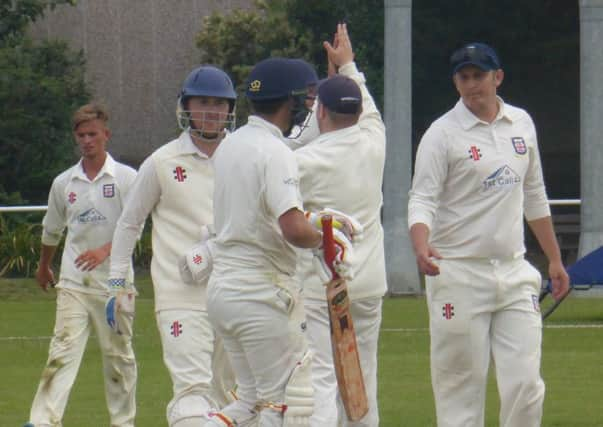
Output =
[
  {"x1": 408, "y1": 42, "x2": 570, "y2": 427},
  {"x1": 24, "y1": 103, "x2": 137, "y2": 427},
  {"x1": 294, "y1": 23, "x2": 387, "y2": 427},
  {"x1": 203, "y1": 57, "x2": 356, "y2": 427},
  {"x1": 106, "y1": 65, "x2": 237, "y2": 427}
]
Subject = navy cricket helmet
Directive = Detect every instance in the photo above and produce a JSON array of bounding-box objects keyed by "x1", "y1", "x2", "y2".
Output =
[
  {"x1": 245, "y1": 57, "x2": 308, "y2": 101},
  {"x1": 177, "y1": 65, "x2": 237, "y2": 137},
  {"x1": 179, "y1": 65, "x2": 237, "y2": 111}
]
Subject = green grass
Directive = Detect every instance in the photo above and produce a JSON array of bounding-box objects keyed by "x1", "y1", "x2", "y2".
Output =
[{"x1": 1, "y1": 277, "x2": 602, "y2": 426}]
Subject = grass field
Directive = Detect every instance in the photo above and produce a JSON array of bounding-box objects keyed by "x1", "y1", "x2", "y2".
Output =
[{"x1": 1, "y1": 276, "x2": 602, "y2": 426}]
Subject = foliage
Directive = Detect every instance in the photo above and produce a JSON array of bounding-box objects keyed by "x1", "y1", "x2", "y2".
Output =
[
  {"x1": 0, "y1": 0, "x2": 88, "y2": 204},
  {"x1": 196, "y1": 0, "x2": 315, "y2": 124},
  {"x1": 0, "y1": 212, "x2": 44, "y2": 277}
]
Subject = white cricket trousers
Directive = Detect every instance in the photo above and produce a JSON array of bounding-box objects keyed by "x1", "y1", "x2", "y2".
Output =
[
  {"x1": 426, "y1": 257, "x2": 545, "y2": 427},
  {"x1": 206, "y1": 275, "x2": 307, "y2": 427},
  {"x1": 156, "y1": 308, "x2": 235, "y2": 424},
  {"x1": 304, "y1": 297, "x2": 382, "y2": 427},
  {"x1": 28, "y1": 288, "x2": 136, "y2": 427}
]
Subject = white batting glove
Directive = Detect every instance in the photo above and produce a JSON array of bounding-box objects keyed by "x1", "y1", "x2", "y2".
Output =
[
  {"x1": 178, "y1": 224, "x2": 215, "y2": 285},
  {"x1": 313, "y1": 228, "x2": 355, "y2": 283},
  {"x1": 105, "y1": 278, "x2": 135, "y2": 335},
  {"x1": 306, "y1": 208, "x2": 363, "y2": 242}
]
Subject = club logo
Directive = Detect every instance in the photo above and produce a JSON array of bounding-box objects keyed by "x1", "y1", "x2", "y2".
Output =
[
  {"x1": 170, "y1": 320, "x2": 183, "y2": 337},
  {"x1": 77, "y1": 208, "x2": 107, "y2": 224},
  {"x1": 103, "y1": 184, "x2": 115, "y2": 198},
  {"x1": 468, "y1": 145, "x2": 482, "y2": 161},
  {"x1": 68, "y1": 192, "x2": 77, "y2": 204},
  {"x1": 483, "y1": 165, "x2": 521, "y2": 191},
  {"x1": 249, "y1": 80, "x2": 261, "y2": 92},
  {"x1": 173, "y1": 166, "x2": 187, "y2": 182},
  {"x1": 442, "y1": 303, "x2": 455, "y2": 320},
  {"x1": 511, "y1": 137, "x2": 527, "y2": 155}
]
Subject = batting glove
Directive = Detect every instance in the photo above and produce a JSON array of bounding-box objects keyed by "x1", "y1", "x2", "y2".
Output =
[
  {"x1": 306, "y1": 208, "x2": 363, "y2": 242},
  {"x1": 313, "y1": 228, "x2": 355, "y2": 283},
  {"x1": 179, "y1": 225, "x2": 215, "y2": 285},
  {"x1": 105, "y1": 278, "x2": 135, "y2": 335}
]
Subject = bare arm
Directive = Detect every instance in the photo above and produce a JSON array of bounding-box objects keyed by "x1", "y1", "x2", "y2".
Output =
[
  {"x1": 527, "y1": 216, "x2": 570, "y2": 300},
  {"x1": 36, "y1": 244, "x2": 58, "y2": 291},
  {"x1": 279, "y1": 208, "x2": 322, "y2": 249}
]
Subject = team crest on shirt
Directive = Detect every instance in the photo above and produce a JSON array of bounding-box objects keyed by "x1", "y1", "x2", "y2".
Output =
[
  {"x1": 103, "y1": 184, "x2": 115, "y2": 198},
  {"x1": 511, "y1": 137, "x2": 527, "y2": 155},
  {"x1": 531, "y1": 294, "x2": 540, "y2": 312},
  {"x1": 482, "y1": 165, "x2": 521, "y2": 191},
  {"x1": 77, "y1": 208, "x2": 107, "y2": 224}
]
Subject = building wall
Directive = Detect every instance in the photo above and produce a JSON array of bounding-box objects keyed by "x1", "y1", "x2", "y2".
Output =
[{"x1": 29, "y1": 0, "x2": 252, "y2": 166}]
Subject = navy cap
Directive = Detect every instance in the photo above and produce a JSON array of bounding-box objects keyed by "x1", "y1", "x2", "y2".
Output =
[
  {"x1": 450, "y1": 42, "x2": 501, "y2": 75},
  {"x1": 246, "y1": 57, "x2": 307, "y2": 101},
  {"x1": 318, "y1": 75, "x2": 362, "y2": 115}
]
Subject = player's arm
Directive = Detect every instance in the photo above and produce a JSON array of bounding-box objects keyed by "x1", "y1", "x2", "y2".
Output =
[
  {"x1": 37, "y1": 176, "x2": 67, "y2": 291},
  {"x1": 324, "y1": 23, "x2": 384, "y2": 137},
  {"x1": 109, "y1": 157, "x2": 159, "y2": 281},
  {"x1": 408, "y1": 125, "x2": 447, "y2": 276},
  {"x1": 279, "y1": 208, "x2": 322, "y2": 249},
  {"x1": 523, "y1": 118, "x2": 569, "y2": 300},
  {"x1": 527, "y1": 217, "x2": 569, "y2": 301}
]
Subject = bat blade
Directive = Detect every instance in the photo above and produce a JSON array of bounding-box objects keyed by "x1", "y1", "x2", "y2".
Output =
[{"x1": 322, "y1": 215, "x2": 368, "y2": 421}]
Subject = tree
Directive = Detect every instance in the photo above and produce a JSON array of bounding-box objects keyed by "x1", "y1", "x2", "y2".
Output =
[{"x1": 0, "y1": 0, "x2": 88, "y2": 204}]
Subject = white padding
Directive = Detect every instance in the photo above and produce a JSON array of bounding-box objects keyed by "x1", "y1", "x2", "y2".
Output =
[
  {"x1": 167, "y1": 392, "x2": 214, "y2": 426},
  {"x1": 283, "y1": 350, "x2": 314, "y2": 426}
]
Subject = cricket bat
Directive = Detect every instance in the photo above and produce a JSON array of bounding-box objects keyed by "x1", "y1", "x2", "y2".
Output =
[{"x1": 321, "y1": 215, "x2": 369, "y2": 421}]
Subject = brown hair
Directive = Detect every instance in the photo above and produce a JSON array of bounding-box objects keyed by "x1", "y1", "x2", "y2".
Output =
[{"x1": 71, "y1": 103, "x2": 109, "y2": 130}]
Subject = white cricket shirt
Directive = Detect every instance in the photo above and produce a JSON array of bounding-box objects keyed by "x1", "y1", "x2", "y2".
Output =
[
  {"x1": 42, "y1": 154, "x2": 137, "y2": 295},
  {"x1": 408, "y1": 98, "x2": 551, "y2": 259},
  {"x1": 212, "y1": 115, "x2": 304, "y2": 280},
  {"x1": 294, "y1": 62, "x2": 388, "y2": 301},
  {"x1": 110, "y1": 132, "x2": 214, "y2": 311}
]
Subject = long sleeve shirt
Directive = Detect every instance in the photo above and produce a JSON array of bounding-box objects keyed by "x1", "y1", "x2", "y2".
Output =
[{"x1": 408, "y1": 98, "x2": 551, "y2": 259}]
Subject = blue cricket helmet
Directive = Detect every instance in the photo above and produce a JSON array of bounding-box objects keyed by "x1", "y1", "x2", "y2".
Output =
[
  {"x1": 245, "y1": 57, "x2": 308, "y2": 101},
  {"x1": 180, "y1": 65, "x2": 237, "y2": 109},
  {"x1": 291, "y1": 58, "x2": 318, "y2": 86}
]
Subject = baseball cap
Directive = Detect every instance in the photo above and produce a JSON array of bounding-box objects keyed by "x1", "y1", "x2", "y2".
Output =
[
  {"x1": 318, "y1": 75, "x2": 362, "y2": 115},
  {"x1": 450, "y1": 42, "x2": 501, "y2": 75}
]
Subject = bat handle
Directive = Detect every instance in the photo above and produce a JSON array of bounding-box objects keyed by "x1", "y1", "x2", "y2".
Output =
[{"x1": 321, "y1": 215, "x2": 339, "y2": 279}]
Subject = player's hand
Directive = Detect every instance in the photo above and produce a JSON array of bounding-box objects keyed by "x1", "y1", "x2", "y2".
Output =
[
  {"x1": 415, "y1": 244, "x2": 442, "y2": 276},
  {"x1": 105, "y1": 278, "x2": 135, "y2": 335},
  {"x1": 323, "y1": 23, "x2": 354, "y2": 69},
  {"x1": 75, "y1": 245, "x2": 110, "y2": 271},
  {"x1": 313, "y1": 228, "x2": 355, "y2": 282},
  {"x1": 549, "y1": 260, "x2": 570, "y2": 301},
  {"x1": 35, "y1": 265, "x2": 55, "y2": 291},
  {"x1": 306, "y1": 209, "x2": 363, "y2": 242},
  {"x1": 327, "y1": 30, "x2": 339, "y2": 76}
]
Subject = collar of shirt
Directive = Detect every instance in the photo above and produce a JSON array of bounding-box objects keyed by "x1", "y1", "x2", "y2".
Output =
[
  {"x1": 72, "y1": 152, "x2": 116, "y2": 182},
  {"x1": 454, "y1": 96, "x2": 514, "y2": 130},
  {"x1": 177, "y1": 130, "x2": 211, "y2": 160},
  {"x1": 310, "y1": 124, "x2": 360, "y2": 145},
  {"x1": 247, "y1": 115, "x2": 284, "y2": 139}
]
